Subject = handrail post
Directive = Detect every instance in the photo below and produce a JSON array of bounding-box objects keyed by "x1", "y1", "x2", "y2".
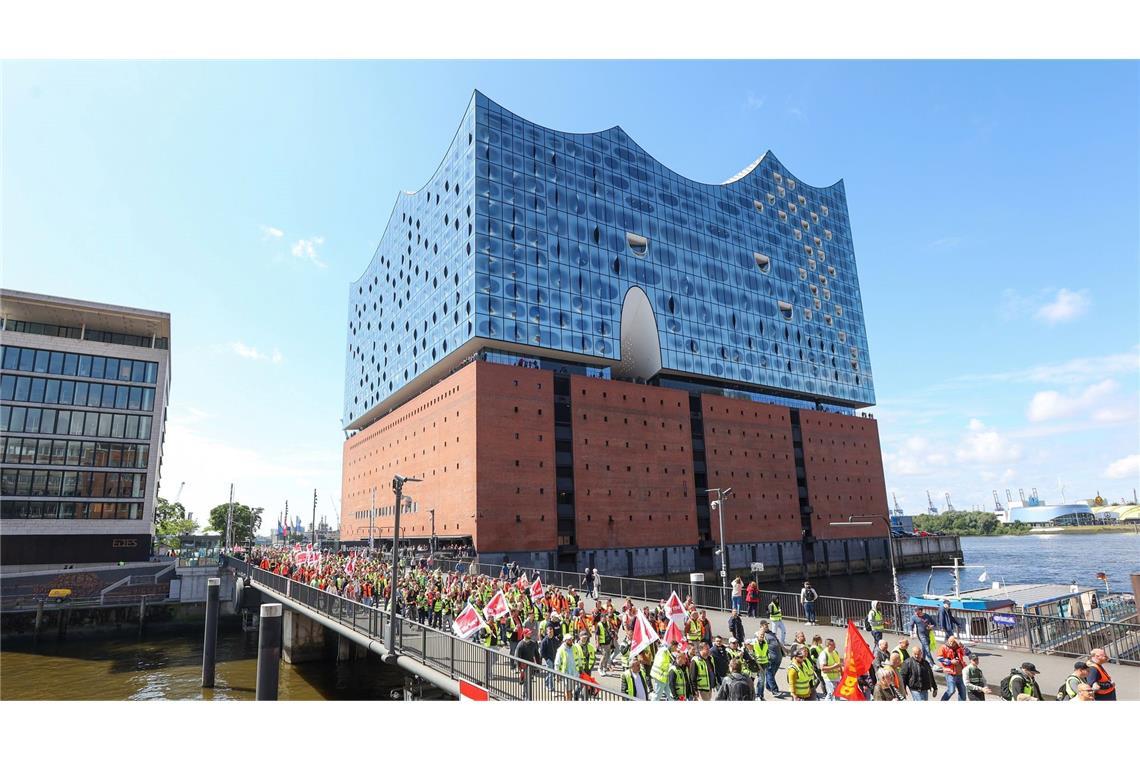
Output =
[
  {"x1": 484, "y1": 646, "x2": 493, "y2": 689},
  {"x1": 450, "y1": 635, "x2": 456, "y2": 678},
  {"x1": 422, "y1": 625, "x2": 428, "y2": 662}
]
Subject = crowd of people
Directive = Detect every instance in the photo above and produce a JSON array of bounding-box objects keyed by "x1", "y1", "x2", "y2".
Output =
[{"x1": 235, "y1": 547, "x2": 1119, "y2": 702}]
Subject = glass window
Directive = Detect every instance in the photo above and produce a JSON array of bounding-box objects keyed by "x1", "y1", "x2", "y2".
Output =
[
  {"x1": 101, "y1": 384, "x2": 115, "y2": 407},
  {"x1": 124, "y1": 415, "x2": 139, "y2": 439},
  {"x1": 33, "y1": 350, "x2": 49, "y2": 373},
  {"x1": 39, "y1": 409, "x2": 56, "y2": 434},
  {"x1": 122, "y1": 444, "x2": 136, "y2": 468},
  {"x1": 89, "y1": 383, "x2": 104, "y2": 408},
  {"x1": 27, "y1": 501, "x2": 42, "y2": 518},
  {"x1": 48, "y1": 352, "x2": 64, "y2": 374},
  {"x1": 94, "y1": 442, "x2": 110, "y2": 467},
  {"x1": 117, "y1": 503, "x2": 131, "y2": 519},
  {"x1": 145, "y1": 362, "x2": 157, "y2": 383},
  {"x1": 55, "y1": 410, "x2": 70, "y2": 435},
  {"x1": 130, "y1": 361, "x2": 145, "y2": 383},
  {"x1": 46, "y1": 471, "x2": 63, "y2": 498},
  {"x1": 119, "y1": 361, "x2": 132, "y2": 381},
  {"x1": 104, "y1": 358, "x2": 119, "y2": 380},
  {"x1": 59, "y1": 381, "x2": 74, "y2": 405},
  {"x1": 102, "y1": 473, "x2": 117, "y2": 497},
  {"x1": 10, "y1": 406, "x2": 26, "y2": 433},
  {"x1": 97, "y1": 413, "x2": 112, "y2": 437},
  {"x1": 0, "y1": 375, "x2": 14, "y2": 400},
  {"x1": 45, "y1": 379, "x2": 60, "y2": 404},
  {"x1": 51, "y1": 440, "x2": 66, "y2": 465},
  {"x1": 36, "y1": 438, "x2": 53, "y2": 463},
  {"x1": 14, "y1": 375, "x2": 30, "y2": 401},
  {"x1": 137, "y1": 445, "x2": 149, "y2": 468},
  {"x1": 1, "y1": 347, "x2": 18, "y2": 370},
  {"x1": 83, "y1": 412, "x2": 98, "y2": 437},
  {"x1": 111, "y1": 414, "x2": 125, "y2": 438},
  {"x1": 66, "y1": 441, "x2": 81, "y2": 466},
  {"x1": 25, "y1": 407, "x2": 41, "y2": 433},
  {"x1": 138, "y1": 416, "x2": 151, "y2": 440},
  {"x1": 80, "y1": 441, "x2": 95, "y2": 466},
  {"x1": 108, "y1": 443, "x2": 123, "y2": 468},
  {"x1": 128, "y1": 387, "x2": 141, "y2": 410},
  {"x1": 19, "y1": 438, "x2": 36, "y2": 463},
  {"x1": 129, "y1": 503, "x2": 141, "y2": 520},
  {"x1": 78, "y1": 354, "x2": 92, "y2": 377},
  {"x1": 91, "y1": 356, "x2": 105, "y2": 378},
  {"x1": 18, "y1": 348, "x2": 35, "y2": 371},
  {"x1": 69, "y1": 411, "x2": 84, "y2": 436},
  {"x1": 0, "y1": 469, "x2": 16, "y2": 496},
  {"x1": 86, "y1": 503, "x2": 101, "y2": 519},
  {"x1": 115, "y1": 385, "x2": 128, "y2": 409},
  {"x1": 0, "y1": 405, "x2": 8, "y2": 432},
  {"x1": 2, "y1": 437, "x2": 16, "y2": 462},
  {"x1": 133, "y1": 474, "x2": 146, "y2": 498},
  {"x1": 31, "y1": 469, "x2": 48, "y2": 496},
  {"x1": 16, "y1": 470, "x2": 33, "y2": 495},
  {"x1": 62, "y1": 353, "x2": 78, "y2": 376},
  {"x1": 141, "y1": 388, "x2": 154, "y2": 412},
  {"x1": 60, "y1": 501, "x2": 76, "y2": 519},
  {"x1": 92, "y1": 472, "x2": 107, "y2": 497},
  {"x1": 29, "y1": 377, "x2": 46, "y2": 403}
]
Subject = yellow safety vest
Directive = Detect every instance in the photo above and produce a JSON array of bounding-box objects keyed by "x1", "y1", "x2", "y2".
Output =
[
  {"x1": 693, "y1": 657, "x2": 712, "y2": 691},
  {"x1": 769, "y1": 602, "x2": 782, "y2": 621},
  {"x1": 751, "y1": 639, "x2": 770, "y2": 666},
  {"x1": 788, "y1": 660, "x2": 814, "y2": 697},
  {"x1": 651, "y1": 647, "x2": 672, "y2": 684},
  {"x1": 622, "y1": 670, "x2": 647, "y2": 698},
  {"x1": 686, "y1": 619, "x2": 702, "y2": 641},
  {"x1": 668, "y1": 665, "x2": 688, "y2": 698},
  {"x1": 823, "y1": 648, "x2": 841, "y2": 681},
  {"x1": 869, "y1": 610, "x2": 884, "y2": 632}
]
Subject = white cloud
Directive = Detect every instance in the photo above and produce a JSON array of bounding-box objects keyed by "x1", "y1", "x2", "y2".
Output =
[
  {"x1": 1026, "y1": 379, "x2": 1118, "y2": 422},
  {"x1": 1104, "y1": 454, "x2": 1140, "y2": 480},
  {"x1": 1035, "y1": 288, "x2": 1090, "y2": 324},
  {"x1": 956, "y1": 418, "x2": 1022, "y2": 464},
  {"x1": 259, "y1": 225, "x2": 284, "y2": 239},
  {"x1": 227, "y1": 341, "x2": 283, "y2": 364},
  {"x1": 743, "y1": 92, "x2": 765, "y2": 111},
  {"x1": 883, "y1": 435, "x2": 948, "y2": 477},
  {"x1": 940, "y1": 347, "x2": 1139, "y2": 388},
  {"x1": 291, "y1": 236, "x2": 328, "y2": 268}
]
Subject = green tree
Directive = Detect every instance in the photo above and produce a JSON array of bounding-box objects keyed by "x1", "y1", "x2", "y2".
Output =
[
  {"x1": 154, "y1": 496, "x2": 199, "y2": 549},
  {"x1": 913, "y1": 511, "x2": 1031, "y2": 536},
  {"x1": 208, "y1": 502, "x2": 263, "y2": 545}
]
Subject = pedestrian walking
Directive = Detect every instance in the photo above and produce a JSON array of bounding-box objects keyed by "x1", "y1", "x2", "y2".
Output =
[
  {"x1": 1002, "y1": 662, "x2": 1043, "y2": 701},
  {"x1": 899, "y1": 645, "x2": 937, "y2": 700},
  {"x1": 689, "y1": 642, "x2": 716, "y2": 701},
  {"x1": 937, "y1": 635, "x2": 969, "y2": 701},
  {"x1": 728, "y1": 608, "x2": 745, "y2": 645},
  {"x1": 963, "y1": 653, "x2": 990, "y2": 700},
  {"x1": 768, "y1": 596, "x2": 787, "y2": 643},
  {"x1": 818, "y1": 637, "x2": 842, "y2": 700},
  {"x1": 731, "y1": 576, "x2": 744, "y2": 613},
  {"x1": 620, "y1": 657, "x2": 650, "y2": 700},
  {"x1": 866, "y1": 600, "x2": 885, "y2": 646},
  {"x1": 1057, "y1": 660, "x2": 1090, "y2": 701},
  {"x1": 786, "y1": 647, "x2": 816, "y2": 701},
  {"x1": 745, "y1": 581, "x2": 760, "y2": 617},
  {"x1": 801, "y1": 581, "x2": 819, "y2": 624},
  {"x1": 714, "y1": 655, "x2": 755, "y2": 700},
  {"x1": 938, "y1": 600, "x2": 964, "y2": 641},
  {"x1": 1086, "y1": 648, "x2": 1117, "y2": 701}
]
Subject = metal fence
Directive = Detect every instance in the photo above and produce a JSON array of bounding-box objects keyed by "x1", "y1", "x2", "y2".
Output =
[
  {"x1": 231, "y1": 558, "x2": 630, "y2": 701},
  {"x1": 431, "y1": 558, "x2": 1140, "y2": 665}
]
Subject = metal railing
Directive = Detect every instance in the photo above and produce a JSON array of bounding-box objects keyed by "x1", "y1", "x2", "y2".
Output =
[
  {"x1": 0, "y1": 592, "x2": 172, "y2": 613},
  {"x1": 229, "y1": 557, "x2": 630, "y2": 701},
  {"x1": 432, "y1": 558, "x2": 1140, "y2": 665}
]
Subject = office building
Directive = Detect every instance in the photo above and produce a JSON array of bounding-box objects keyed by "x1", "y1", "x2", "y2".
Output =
[
  {"x1": 340, "y1": 92, "x2": 889, "y2": 575},
  {"x1": 1, "y1": 290, "x2": 170, "y2": 567}
]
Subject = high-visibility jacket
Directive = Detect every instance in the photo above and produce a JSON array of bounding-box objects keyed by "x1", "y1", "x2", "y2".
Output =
[
  {"x1": 559, "y1": 619, "x2": 574, "y2": 640},
  {"x1": 869, "y1": 609, "x2": 884, "y2": 632},
  {"x1": 1063, "y1": 674, "x2": 1082, "y2": 699},
  {"x1": 650, "y1": 647, "x2": 672, "y2": 684},
  {"x1": 768, "y1": 602, "x2": 782, "y2": 621},
  {"x1": 686, "y1": 619, "x2": 703, "y2": 642},
  {"x1": 751, "y1": 639, "x2": 770, "y2": 666},
  {"x1": 483, "y1": 625, "x2": 498, "y2": 647},
  {"x1": 893, "y1": 644, "x2": 909, "y2": 663},
  {"x1": 787, "y1": 660, "x2": 814, "y2": 698},
  {"x1": 728, "y1": 647, "x2": 752, "y2": 675},
  {"x1": 597, "y1": 620, "x2": 610, "y2": 646},
  {"x1": 621, "y1": 669, "x2": 649, "y2": 699},
  {"x1": 573, "y1": 642, "x2": 596, "y2": 672},
  {"x1": 554, "y1": 646, "x2": 576, "y2": 676},
  {"x1": 667, "y1": 665, "x2": 689, "y2": 700},
  {"x1": 822, "y1": 648, "x2": 841, "y2": 682},
  {"x1": 692, "y1": 656, "x2": 712, "y2": 692},
  {"x1": 1088, "y1": 662, "x2": 1115, "y2": 696}
]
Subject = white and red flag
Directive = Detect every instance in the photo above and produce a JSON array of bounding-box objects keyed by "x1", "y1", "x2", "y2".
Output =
[
  {"x1": 452, "y1": 603, "x2": 486, "y2": 639},
  {"x1": 664, "y1": 591, "x2": 687, "y2": 625},
  {"x1": 482, "y1": 590, "x2": 510, "y2": 620},
  {"x1": 516, "y1": 573, "x2": 528, "y2": 590},
  {"x1": 529, "y1": 577, "x2": 544, "y2": 602},
  {"x1": 663, "y1": 620, "x2": 687, "y2": 645},
  {"x1": 629, "y1": 609, "x2": 660, "y2": 658},
  {"x1": 345, "y1": 553, "x2": 357, "y2": 575}
]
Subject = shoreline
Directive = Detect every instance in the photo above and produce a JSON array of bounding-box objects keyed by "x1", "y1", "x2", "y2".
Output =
[{"x1": 927, "y1": 525, "x2": 1140, "y2": 538}]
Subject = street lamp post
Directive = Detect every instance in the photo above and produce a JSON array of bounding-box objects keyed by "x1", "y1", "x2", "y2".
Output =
[
  {"x1": 706, "y1": 487, "x2": 733, "y2": 599},
  {"x1": 369, "y1": 487, "x2": 376, "y2": 553},
  {"x1": 428, "y1": 508, "x2": 436, "y2": 558},
  {"x1": 387, "y1": 474, "x2": 421, "y2": 659},
  {"x1": 830, "y1": 514, "x2": 900, "y2": 604}
]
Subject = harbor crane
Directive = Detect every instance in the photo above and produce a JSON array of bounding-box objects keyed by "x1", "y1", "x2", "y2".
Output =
[
  {"x1": 891, "y1": 492, "x2": 904, "y2": 517},
  {"x1": 944, "y1": 492, "x2": 955, "y2": 512},
  {"x1": 926, "y1": 490, "x2": 939, "y2": 515}
]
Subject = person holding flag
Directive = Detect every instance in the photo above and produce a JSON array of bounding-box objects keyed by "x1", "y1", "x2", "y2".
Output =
[{"x1": 835, "y1": 620, "x2": 875, "y2": 701}]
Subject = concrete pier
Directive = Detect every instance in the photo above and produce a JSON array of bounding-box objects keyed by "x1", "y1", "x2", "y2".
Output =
[{"x1": 282, "y1": 608, "x2": 327, "y2": 664}]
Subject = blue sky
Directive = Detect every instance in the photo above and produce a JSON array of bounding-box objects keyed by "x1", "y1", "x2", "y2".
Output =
[{"x1": 3, "y1": 61, "x2": 1137, "y2": 528}]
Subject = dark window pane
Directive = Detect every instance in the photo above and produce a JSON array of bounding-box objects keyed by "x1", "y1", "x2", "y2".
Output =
[
  {"x1": 3, "y1": 437, "x2": 18, "y2": 462},
  {"x1": 51, "y1": 440, "x2": 67, "y2": 465},
  {"x1": 36, "y1": 438, "x2": 52, "y2": 463},
  {"x1": 104, "y1": 358, "x2": 119, "y2": 380},
  {"x1": 1, "y1": 469, "x2": 16, "y2": 496},
  {"x1": 29, "y1": 377, "x2": 46, "y2": 403},
  {"x1": 19, "y1": 438, "x2": 36, "y2": 463},
  {"x1": 18, "y1": 349, "x2": 34, "y2": 371},
  {"x1": 10, "y1": 406, "x2": 27, "y2": 432},
  {"x1": 25, "y1": 408, "x2": 41, "y2": 432},
  {"x1": 45, "y1": 379, "x2": 60, "y2": 404},
  {"x1": 14, "y1": 375, "x2": 30, "y2": 401},
  {"x1": 31, "y1": 469, "x2": 48, "y2": 495},
  {"x1": 60, "y1": 501, "x2": 76, "y2": 519},
  {"x1": 1, "y1": 347, "x2": 18, "y2": 370},
  {"x1": 115, "y1": 385, "x2": 128, "y2": 409},
  {"x1": 16, "y1": 470, "x2": 33, "y2": 495},
  {"x1": 130, "y1": 361, "x2": 145, "y2": 382},
  {"x1": 0, "y1": 375, "x2": 14, "y2": 400},
  {"x1": 94, "y1": 442, "x2": 110, "y2": 467},
  {"x1": 59, "y1": 381, "x2": 74, "y2": 405},
  {"x1": 46, "y1": 471, "x2": 62, "y2": 497},
  {"x1": 128, "y1": 387, "x2": 141, "y2": 410},
  {"x1": 0, "y1": 405, "x2": 9, "y2": 432},
  {"x1": 142, "y1": 388, "x2": 154, "y2": 412},
  {"x1": 80, "y1": 441, "x2": 94, "y2": 466},
  {"x1": 122, "y1": 444, "x2": 136, "y2": 468},
  {"x1": 102, "y1": 472, "x2": 117, "y2": 497}
]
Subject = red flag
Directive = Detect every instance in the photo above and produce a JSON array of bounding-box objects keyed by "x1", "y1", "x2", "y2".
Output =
[
  {"x1": 663, "y1": 620, "x2": 686, "y2": 645},
  {"x1": 529, "y1": 577, "x2": 544, "y2": 602},
  {"x1": 516, "y1": 573, "x2": 528, "y2": 590},
  {"x1": 345, "y1": 554, "x2": 357, "y2": 575},
  {"x1": 835, "y1": 620, "x2": 874, "y2": 701},
  {"x1": 630, "y1": 610, "x2": 660, "y2": 657},
  {"x1": 452, "y1": 603, "x2": 486, "y2": 639},
  {"x1": 664, "y1": 591, "x2": 687, "y2": 625},
  {"x1": 482, "y1": 590, "x2": 510, "y2": 620}
]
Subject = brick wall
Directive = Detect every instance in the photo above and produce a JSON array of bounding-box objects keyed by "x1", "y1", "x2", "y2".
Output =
[{"x1": 798, "y1": 410, "x2": 889, "y2": 539}]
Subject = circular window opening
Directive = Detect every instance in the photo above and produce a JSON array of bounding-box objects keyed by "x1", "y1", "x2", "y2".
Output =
[{"x1": 626, "y1": 232, "x2": 648, "y2": 257}]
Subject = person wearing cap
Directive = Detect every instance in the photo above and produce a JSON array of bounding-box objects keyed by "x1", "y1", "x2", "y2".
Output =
[
  {"x1": 1058, "y1": 659, "x2": 1090, "y2": 701},
  {"x1": 1008, "y1": 662, "x2": 1043, "y2": 701},
  {"x1": 786, "y1": 646, "x2": 816, "y2": 701},
  {"x1": 515, "y1": 627, "x2": 541, "y2": 685},
  {"x1": 963, "y1": 653, "x2": 990, "y2": 700},
  {"x1": 801, "y1": 581, "x2": 819, "y2": 624},
  {"x1": 937, "y1": 635, "x2": 969, "y2": 701}
]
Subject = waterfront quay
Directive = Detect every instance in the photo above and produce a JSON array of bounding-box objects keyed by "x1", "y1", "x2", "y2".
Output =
[{"x1": 228, "y1": 555, "x2": 1138, "y2": 701}]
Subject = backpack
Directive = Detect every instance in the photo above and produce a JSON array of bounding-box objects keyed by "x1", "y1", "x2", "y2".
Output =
[
  {"x1": 863, "y1": 615, "x2": 873, "y2": 631},
  {"x1": 1056, "y1": 675, "x2": 1080, "y2": 702},
  {"x1": 999, "y1": 669, "x2": 1019, "y2": 701}
]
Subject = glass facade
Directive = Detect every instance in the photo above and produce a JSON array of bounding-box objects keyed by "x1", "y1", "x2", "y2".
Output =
[
  {"x1": 0, "y1": 345, "x2": 156, "y2": 521},
  {"x1": 345, "y1": 91, "x2": 875, "y2": 428}
]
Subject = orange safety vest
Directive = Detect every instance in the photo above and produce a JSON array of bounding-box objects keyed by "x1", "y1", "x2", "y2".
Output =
[{"x1": 1089, "y1": 662, "x2": 1115, "y2": 695}]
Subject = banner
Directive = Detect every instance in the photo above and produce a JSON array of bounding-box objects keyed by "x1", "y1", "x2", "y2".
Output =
[
  {"x1": 630, "y1": 610, "x2": 660, "y2": 657},
  {"x1": 529, "y1": 577, "x2": 544, "y2": 602},
  {"x1": 516, "y1": 573, "x2": 528, "y2": 591},
  {"x1": 836, "y1": 620, "x2": 873, "y2": 701},
  {"x1": 482, "y1": 590, "x2": 510, "y2": 620},
  {"x1": 452, "y1": 603, "x2": 486, "y2": 639},
  {"x1": 663, "y1": 620, "x2": 686, "y2": 645},
  {"x1": 664, "y1": 591, "x2": 687, "y2": 626}
]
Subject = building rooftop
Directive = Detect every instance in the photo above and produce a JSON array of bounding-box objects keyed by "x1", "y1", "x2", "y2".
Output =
[{"x1": 1, "y1": 288, "x2": 170, "y2": 340}]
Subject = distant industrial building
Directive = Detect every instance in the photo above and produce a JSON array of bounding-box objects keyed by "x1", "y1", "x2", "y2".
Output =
[{"x1": 1, "y1": 289, "x2": 170, "y2": 567}]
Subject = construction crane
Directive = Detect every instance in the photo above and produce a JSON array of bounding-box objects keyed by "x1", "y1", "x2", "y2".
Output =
[
  {"x1": 944, "y1": 492, "x2": 955, "y2": 512},
  {"x1": 891, "y1": 492, "x2": 904, "y2": 517},
  {"x1": 927, "y1": 490, "x2": 939, "y2": 515},
  {"x1": 993, "y1": 490, "x2": 1004, "y2": 512}
]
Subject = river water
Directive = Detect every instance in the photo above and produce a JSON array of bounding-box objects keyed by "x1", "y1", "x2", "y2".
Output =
[{"x1": 2, "y1": 532, "x2": 1136, "y2": 700}]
